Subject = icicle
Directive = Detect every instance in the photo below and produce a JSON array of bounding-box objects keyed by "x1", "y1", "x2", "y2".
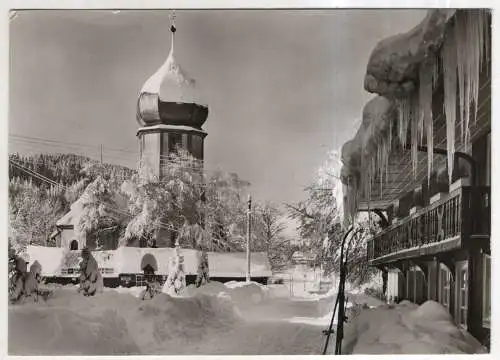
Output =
[
  {"x1": 376, "y1": 143, "x2": 380, "y2": 186},
  {"x1": 483, "y1": 10, "x2": 490, "y2": 72},
  {"x1": 467, "y1": 10, "x2": 480, "y2": 133},
  {"x1": 431, "y1": 53, "x2": 440, "y2": 90},
  {"x1": 454, "y1": 13, "x2": 466, "y2": 144},
  {"x1": 418, "y1": 94, "x2": 425, "y2": 146},
  {"x1": 386, "y1": 119, "x2": 392, "y2": 188},
  {"x1": 411, "y1": 98, "x2": 419, "y2": 179},
  {"x1": 441, "y1": 30, "x2": 457, "y2": 184},
  {"x1": 420, "y1": 58, "x2": 434, "y2": 185},
  {"x1": 397, "y1": 97, "x2": 411, "y2": 148}
]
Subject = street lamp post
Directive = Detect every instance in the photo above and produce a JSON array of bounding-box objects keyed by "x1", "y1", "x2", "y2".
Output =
[{"x1": 246, "y1": 195, "x2": 252, "y2": 282}]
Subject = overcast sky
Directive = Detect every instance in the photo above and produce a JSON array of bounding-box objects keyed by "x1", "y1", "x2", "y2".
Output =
[{"x1": 9, "y1": 9, "x2": 426, "y2": 229}]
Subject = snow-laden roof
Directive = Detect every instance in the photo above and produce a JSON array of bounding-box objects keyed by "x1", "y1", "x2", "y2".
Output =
[
  {"x1": 364, "y1": 9, "x2": 456, "y2": 97},
  {"x1": 56, "y1": 188, "x2": 129, "y2": 228},
  {"x1": 56, "y1": 199, "x2": 85, "y2": 227},
  {"x1": 341, "y1": 96, "x2": 396, "y2": 183},
  {"x1": 140, "y1": 43, "x2": 198, "y2": 104},
  {"x1": 137, "y1": 29, "x2": 207, "y2": 127},
  {"x1": 141, "y1": 40, "x2": 195, "y2": 96}
]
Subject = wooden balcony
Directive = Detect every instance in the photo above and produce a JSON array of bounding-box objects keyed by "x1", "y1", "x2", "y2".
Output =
[{"x1": 367, "y1": 185, "x2": 490, "y2": 265}]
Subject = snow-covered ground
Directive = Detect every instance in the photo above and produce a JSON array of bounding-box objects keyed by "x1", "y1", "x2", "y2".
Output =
[{"x1": 8, "y1": 280, "x2": 486, "y2": 355}]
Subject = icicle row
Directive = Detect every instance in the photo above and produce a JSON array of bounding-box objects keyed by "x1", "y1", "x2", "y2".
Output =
[{"x1": 441, "y1": 30, "x2": 457, "y2": 184}]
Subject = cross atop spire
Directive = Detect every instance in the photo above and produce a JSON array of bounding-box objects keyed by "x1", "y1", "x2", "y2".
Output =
[
  {"x1": 170, "y1": 10, "x2": 177, "y2": 33},
  {"x1": 169, "y1": 10, "x2": 176, "y2": 54}
]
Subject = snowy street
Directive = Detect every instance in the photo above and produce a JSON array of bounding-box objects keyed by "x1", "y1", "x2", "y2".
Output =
[{"x1": 9, "y1": 280, "x2": 485, "y2": 355}]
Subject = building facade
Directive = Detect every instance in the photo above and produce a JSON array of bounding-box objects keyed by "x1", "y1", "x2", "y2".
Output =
[{"x1": 340, "y1": 10, "x2": 490, "y2": 346}]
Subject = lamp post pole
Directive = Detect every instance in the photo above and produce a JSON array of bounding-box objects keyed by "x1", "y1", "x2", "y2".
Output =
[{"x1": 246, "y1": 195, "x2": 252, "y2": 282}]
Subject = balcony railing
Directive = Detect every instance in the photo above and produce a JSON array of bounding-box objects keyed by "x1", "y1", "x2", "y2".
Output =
[{"x1": 367, "y1": 186, "x2": 490, "y2": 263}]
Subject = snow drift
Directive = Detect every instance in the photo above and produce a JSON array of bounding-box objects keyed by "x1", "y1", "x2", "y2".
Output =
[
  {"x1": 342, "y1": 300, "x2": 486, "y2": 354},
  {"x1": 9, "y1": 287, "x2": 241, "y2": 355}
]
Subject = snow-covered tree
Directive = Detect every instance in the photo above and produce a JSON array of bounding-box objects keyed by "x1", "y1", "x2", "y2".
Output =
[
  {"x1": 253, "y1": 202, "x2": 293, "y2": 270},
  {"x1": 76, "y1": 175, "x2": 128, "y2": 249},
  {"x1": 200, "y1": 170, "x2": 251, "y2": 251},
  {"x1": 9, "y1": 179, "x2": 65, "y2": 249},
  {"x1": 287, "y1": 149, "x2": 380, "y2": 286},
  {"x1": 121, "y1": 148, "x2": 205, "y2": 248}
]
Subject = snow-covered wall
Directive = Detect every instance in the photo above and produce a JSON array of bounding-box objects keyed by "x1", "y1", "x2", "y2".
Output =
[
  {"x1": 27, "y1": 245, "x2": 271, "y2": 279},
  {"x1": 26, "y1": 246, "x2": 66, "y2": 276},
  {"x1": 116, "y1": 247, "x2": 200, "y2": 275}
]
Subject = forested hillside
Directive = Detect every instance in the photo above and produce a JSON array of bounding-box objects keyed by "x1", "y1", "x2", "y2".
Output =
[{"x1": 8, "y1": 153, "x2": 136, "y2": 250}]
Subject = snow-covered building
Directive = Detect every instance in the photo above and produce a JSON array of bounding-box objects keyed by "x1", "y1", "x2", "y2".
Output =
[
  {"x1": 30, "y1": 15, "x2": 271, "y2": 287},
  {"x1": 340, "y1": 10, "x2": 490, "y2": 346}
]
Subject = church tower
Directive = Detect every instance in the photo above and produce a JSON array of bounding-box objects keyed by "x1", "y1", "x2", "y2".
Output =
[
  {"x1": 136, "y1": 13, "x2": 208, "y2": 180},
  {"x1": 136, "y1": 13, "x2": 208, "y2": 247}
]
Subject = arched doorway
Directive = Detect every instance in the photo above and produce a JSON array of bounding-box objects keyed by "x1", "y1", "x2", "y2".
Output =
[
  {"x1": 140, "y1": 253, "x2": 158, "y2": 287},
  {"x1": 70, "y1": 240, "x2": 79, "y2": 250}
]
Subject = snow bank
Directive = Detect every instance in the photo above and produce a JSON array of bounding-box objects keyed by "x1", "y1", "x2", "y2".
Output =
[
  {"x1": 181, "y1": 281, "x2": 270, "y2": 311},
  {"x1": 342, "y1": 300, "x2": 486, "y2": 354},
  {"x1": 9, "y1": 288, "x2": 241, "y2": 355}
]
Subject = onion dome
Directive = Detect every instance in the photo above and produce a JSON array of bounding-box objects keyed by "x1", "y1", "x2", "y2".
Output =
[{"x1": 137, "y1": 15, "x2": 208, "y2": 129}]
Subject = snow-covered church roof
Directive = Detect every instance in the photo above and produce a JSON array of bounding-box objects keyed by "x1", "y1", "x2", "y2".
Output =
[
  {"x1": 56, "y1": 199, "x2": 85, "y2": 228},
  {"x1": 137, "y1": 17, "x2": 208, "y2": 129},
  {"x1": 56, "y1": 187, "x2": 129, "y2": 228}
]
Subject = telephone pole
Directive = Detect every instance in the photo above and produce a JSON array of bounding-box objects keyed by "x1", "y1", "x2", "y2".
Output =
[
  {"x1": 100, "y1": 144, "x2": 103, "y2": 164},
  {"x1": 246, "y1": 194, "x2": 252, "y2": 282}
]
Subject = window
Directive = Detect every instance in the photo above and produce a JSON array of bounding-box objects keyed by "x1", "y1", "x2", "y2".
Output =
[
  {"x1": 486, "y1": 132, "x2": 491, "y2": 186},
  {"x1": 192, "y1": 135, "x2": 203, "y2": 160},
  {"x1": 168, "y1": 133, "x2": 182, "y2": 154},
  {"x1": 161, "y1": 132, "x2": 169, "y2": 158},
  {"x1": 483, "y1": 254, "x2": 491, "y2": 327},
  {"x1": 407, "y1": 269, "x2": 414, "y2": 302},
  {"x1": 456, "y1": 262, "x2": 469, "y2": 328},
  {"x1": 439, "y1": 265, "x2": 451, "y2": 309},
  {"x1": 187, "y1": 134, "x2": 193, "y2": 154},
  {"x1": 70, "y1": 240, "x2": 78, "y2": 250}
]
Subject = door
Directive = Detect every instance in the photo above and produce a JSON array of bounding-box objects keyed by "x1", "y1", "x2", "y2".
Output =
[{"x1": 455, "y1": 261, "x2": 469, "y2": 329}]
